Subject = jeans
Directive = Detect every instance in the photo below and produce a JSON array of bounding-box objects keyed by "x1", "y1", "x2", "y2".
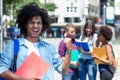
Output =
[
  {"x1": 78, "y1": 59, "x2": 97, "y2": 80},
  {"x1": 62, "y1": 72, "x2": 79, "y2": 80}
]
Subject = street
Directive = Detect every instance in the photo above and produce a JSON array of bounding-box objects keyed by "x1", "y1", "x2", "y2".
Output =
[{"x1": 42, "y1": 38, "x2": 120, "y2": 80}]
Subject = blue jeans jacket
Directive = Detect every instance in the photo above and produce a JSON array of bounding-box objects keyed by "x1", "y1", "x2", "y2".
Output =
[{"x1": 0, "y1": 38, "x2": 62, "y2": 80}]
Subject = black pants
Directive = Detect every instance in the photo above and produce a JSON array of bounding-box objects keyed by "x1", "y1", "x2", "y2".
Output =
[{"x1": 100, "y1": 70, "x2": 114, "y2": 80}]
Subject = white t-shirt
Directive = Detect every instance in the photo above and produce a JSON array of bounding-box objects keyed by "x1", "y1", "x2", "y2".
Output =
[
  {"x1": 25, "y1": 39, "x2": 40, "y2": 57},
  {"x1": 78, "y1": 33, "x2": 98, "y2": 59}
]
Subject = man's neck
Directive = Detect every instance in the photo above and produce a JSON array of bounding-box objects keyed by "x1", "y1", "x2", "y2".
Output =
[{"x1": 25, "y1": 37, "x2": 39, "y2": 43}]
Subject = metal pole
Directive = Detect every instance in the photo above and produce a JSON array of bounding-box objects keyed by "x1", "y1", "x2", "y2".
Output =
[
  {"x1": 71, "y1": 2, "x2": 74, "y2": 23},
  {"x1": 103, "y1": 5, "x2": 106, "y2": 26},
  {"x1": 80, "y1": 0, "x2": 84, "y2": 35},
  {"x1": 0, "y1": 0, "x2": 3, "y2": 53},
  {"x1": 81, "y1": 15, "x2": 86, "y2": 35}
]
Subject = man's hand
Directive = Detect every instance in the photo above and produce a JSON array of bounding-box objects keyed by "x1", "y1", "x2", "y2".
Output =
[{"x1": 0, "y1": 70, "x2": 36, "y2": 80}]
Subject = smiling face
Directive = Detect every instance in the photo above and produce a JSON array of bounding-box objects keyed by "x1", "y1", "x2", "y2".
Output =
[
  {"x1": 26, "y1": 16, "x2": 42, "y2": 42},
  {"x1": 67, "y1": 27, "x2": 76, "y2": 38},
  {"x1": 85, "y1": 25, "x2": 93, "y2": 36}
]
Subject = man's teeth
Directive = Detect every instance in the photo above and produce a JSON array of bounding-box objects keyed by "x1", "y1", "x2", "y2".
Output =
[{"x1": 33, "y1": 29, "x2": 38, "y2": 32}]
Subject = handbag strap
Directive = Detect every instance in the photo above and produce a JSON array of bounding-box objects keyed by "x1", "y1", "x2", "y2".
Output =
[
  {"x1": 109, "y1": 44, "x2": 115, "y2": 59},
  {"x1": 104, "y1": 44, "x2": 115, "y2": 65},
  {"x1": 108, "y1": 44, "x2": 115, "y2": 65}
]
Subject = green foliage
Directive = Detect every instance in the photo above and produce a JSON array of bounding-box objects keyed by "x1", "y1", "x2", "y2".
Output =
[
  {"x1": 3, "y1": 0, "x2": 21, "y2": 15},
  {"x1": 3, "y1": 0, "x2": 40, "y2": 16},
  {"x1": 40, "y1": 3, "x2": 57, "y2": 11},
  {"x1": 9, "y1": 20, "x2": 16, "y2": 27},
  {"x1": 3, "y1": 0, "x2": 57, "y2": 27},
  {"x1": 3, "y1": 0, "x2": 57, "y2": 16},
  {"x1": 4, "y1": 20, "x2": 15, "y2": 27}
]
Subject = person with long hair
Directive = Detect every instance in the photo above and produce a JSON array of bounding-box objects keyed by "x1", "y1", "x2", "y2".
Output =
[{"x1": 78, "y1": 20, "x2": 97, "y2": 80}]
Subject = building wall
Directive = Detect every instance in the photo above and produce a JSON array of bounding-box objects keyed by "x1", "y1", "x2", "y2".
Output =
[
  {"x1": 41, "y1": 0, "x2": 100, "y2": 38},
  {"x1": 53, "y1": 0, "x2": 81, "y2": 23},
  {"x1": 83, "y1": 0, "x2": 100, "y2": 22}
]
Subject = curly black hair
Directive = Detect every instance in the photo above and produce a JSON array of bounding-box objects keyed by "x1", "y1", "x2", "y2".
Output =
[
  {"x1": 16, "y1": 2, "x2": 50, "y2": 36},
  {"x1": 100, "y1": 26, "x2": 113, "y2": 41}
]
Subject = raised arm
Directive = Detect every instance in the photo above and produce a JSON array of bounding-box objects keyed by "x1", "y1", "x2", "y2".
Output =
[{"x1": 62, "y1": 38, "x2": 72, "y2": 75}]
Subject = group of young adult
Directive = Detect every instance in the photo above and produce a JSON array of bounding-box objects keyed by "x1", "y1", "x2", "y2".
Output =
[
  {"x1": 58, "y1": 19, "x2": 114, "y2": 80},
  {"x1": 0, "y1": 2, "x2": 114, "y2": 80}
]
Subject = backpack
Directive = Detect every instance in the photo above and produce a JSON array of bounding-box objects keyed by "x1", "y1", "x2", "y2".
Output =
[
  {"x1": 0, "y1": 39, "x2": 19, "y2": 80},
  {"x1": 109, "y1": 45, "x2": 119, "y2": 74}
]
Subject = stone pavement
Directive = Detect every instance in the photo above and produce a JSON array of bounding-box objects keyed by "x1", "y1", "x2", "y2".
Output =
[{"x1": 42, "y1": 38, "x2": 120, "y2": 80}]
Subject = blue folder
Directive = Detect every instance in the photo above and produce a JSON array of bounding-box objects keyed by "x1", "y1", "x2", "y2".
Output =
[{"x1": 75, "y1": 42, "x2": 90, "y2": 51}]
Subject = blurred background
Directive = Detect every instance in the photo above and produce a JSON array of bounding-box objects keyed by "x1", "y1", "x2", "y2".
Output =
[
  {"x1": 0, "y1": 0, "x2": 120, "y2": 47},
  {"x1": 0, "y1": 0, "x2": 120, "y2": 52},
  {"x1": 0, "y1": 0, "x2": 120, "y2": 80}
]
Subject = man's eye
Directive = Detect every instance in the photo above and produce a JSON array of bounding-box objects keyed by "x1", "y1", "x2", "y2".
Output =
[
  {"x1": 30, "y1": 22, "x2": 34, "y2": 24},
  {"x1": 38, "y1": 22, "x2": 42, "y2": 25}
]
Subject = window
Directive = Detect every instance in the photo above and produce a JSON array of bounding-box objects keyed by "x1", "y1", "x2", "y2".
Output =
[
  {"x1": 65, "y1": 17, "x2": 80, "y2": 23},
  {"x1": 71, "y1": 7, "x2": 73, "y2": 12},
  {"x1": 74, "y1": 7, "x2": 77, "y2": 12},
  {"x1": 74, "y1": 17, "x2": 80, "y2": 22},
  {"x1": 67, "y1": 7, "x2": 69, "y2": 12},
  {"x1": 50, "y1": 17, "x2": 58, "y2": 23},
  {"x1": 64, "y1": 17, "x2": 71, "y2": 23}
]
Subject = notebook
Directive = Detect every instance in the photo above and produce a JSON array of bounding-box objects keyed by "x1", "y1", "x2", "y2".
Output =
[
  {"x1": 15, "y1": 52, "x2": 50, "y2": 79},
  {"x1": 75, "y1": 42, "x2": 90, "y2": 51},
  {"x1": 93, "y1": 47, "x2": 107, "y2": 64}
]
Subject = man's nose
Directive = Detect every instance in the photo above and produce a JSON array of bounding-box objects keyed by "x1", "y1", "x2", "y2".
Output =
[{"x1": 34, "y1": 23, "x2": 38, "y2": 28}]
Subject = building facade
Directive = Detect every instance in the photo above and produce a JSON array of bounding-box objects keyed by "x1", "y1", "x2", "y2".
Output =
[{"x1": 40, "y1": 0, "x2": 100, "y2": 38}]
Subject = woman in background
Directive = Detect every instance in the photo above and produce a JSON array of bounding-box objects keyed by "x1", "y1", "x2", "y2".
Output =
[
  {"x1": 78, "y1": 20, "x2": 97, "y2": 80},
  {"x1": 92, "y1": 26, "x2": 114, "y2": 80}
]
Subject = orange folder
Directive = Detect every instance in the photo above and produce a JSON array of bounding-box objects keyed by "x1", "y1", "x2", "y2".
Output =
[
  {"x1": 93, "y1": 47, "x2": 107, "y2": 64},
  {"x1": 15, "y1": 52, "x2": 50, "y2": 79}
]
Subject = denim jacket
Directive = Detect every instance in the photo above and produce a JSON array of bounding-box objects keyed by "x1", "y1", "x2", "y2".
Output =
[{"x1": 0, "y1": 38, "x2": 62, "y2": 80}]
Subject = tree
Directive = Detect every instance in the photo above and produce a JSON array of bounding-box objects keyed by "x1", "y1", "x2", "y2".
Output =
[
  {"x1": 3, "y1": 0, "x2": 40, "y2": 26},
  {"x1": 3, "y1": 0, "x2": 57, "y2": 16},
  {"x1": 3, "y1": 0, "x2": 57, "y2": 26},
  {"x1": 3, "y1": 0, "x2": 21, "y2": 15},
  {"x1": 40, "y1": 3, "x2": 57, "y2": 11},
  {"x1": 3, "y1": 0, "x2": 40, "y2": 16}
]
